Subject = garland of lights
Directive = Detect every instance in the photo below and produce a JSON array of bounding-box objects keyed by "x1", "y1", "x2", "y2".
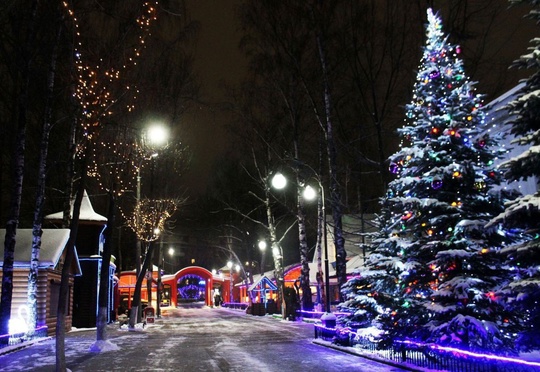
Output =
[
  {"x1": 87, "y1": 137, "x2": 145, "y2": 196},
  {"x1": 123, "y1": 198, "x2": 179, "y2": 242},
  {"x1": 62, "y1": 1, "x2": 159, "y2": 140}
]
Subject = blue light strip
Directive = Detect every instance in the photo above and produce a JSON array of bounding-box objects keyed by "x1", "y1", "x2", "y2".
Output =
[
  {"x1": 396, "y1": 339, "x2": 540, "y2": 368},
  {"x1": 298, "y1": 310, "x2": 347, "y2": 316},
  {"x1": 313, "y1": 324, "x2": 540, "y2": 368},
  {"x1": 0, "y1": 324, "x2": 48, "y2": 339}
]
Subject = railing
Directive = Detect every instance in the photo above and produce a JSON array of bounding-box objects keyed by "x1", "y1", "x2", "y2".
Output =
[{"x1": 314, "y1": 325, "x2": 540, "y2": 372}]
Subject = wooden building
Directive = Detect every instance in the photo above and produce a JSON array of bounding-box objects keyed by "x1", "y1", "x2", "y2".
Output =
[{"x1": 0, "y1": 228, "x2": 82, "y2": 336}]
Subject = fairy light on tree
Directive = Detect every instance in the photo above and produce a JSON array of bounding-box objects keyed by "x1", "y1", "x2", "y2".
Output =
[
  {"x1": 125, "y1": 197, "x2": 183, "y2": 328},
  {"x1": 486, "y1": 0, "x2": 540, "y2": 351},
  {"x1": 339, "y1": 8, "x2": 519, "y2": 353},
  {"x1": 61, "y1": 1, "x2": 158, "y2": 139},
  {"x1": 126, "y1": 198, "x2": 180, "y2": 243},
  {"x1": 86, "y1": 127, "x2": 145, "y2": 346},
  {"x1": 53, "y1": 1, "x2": 160, "y2": 362}
]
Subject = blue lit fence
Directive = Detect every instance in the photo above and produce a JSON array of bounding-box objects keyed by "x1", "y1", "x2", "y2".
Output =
[{"x1": 314, "y1": 325, "x2": 540, "y2": 372}]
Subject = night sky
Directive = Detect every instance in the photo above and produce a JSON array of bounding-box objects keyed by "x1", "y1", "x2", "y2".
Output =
[
  {"x1": 182, "y1": 0, "x2": 247, "y2": 195},
  {"x1": 179, "y1": 1, "x2": 536, "y2": 197}
]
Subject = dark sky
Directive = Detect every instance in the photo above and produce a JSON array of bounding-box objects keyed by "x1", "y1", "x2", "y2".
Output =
[
  {"x1": 182, "y1": 1, "x2": 247, "y2": 195},
  {"x1": 179, "y1": 1, "x2": 536, "y2": 197}
]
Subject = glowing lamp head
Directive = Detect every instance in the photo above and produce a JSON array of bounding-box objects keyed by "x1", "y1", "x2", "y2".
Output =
[
  {"x1": 303, "y1": 185, "x2": 317, "y2": 201},
  {"x1": 271, "y1": 172, "x2": 287, "y2": 189},
  {"x1": 146, "y1": 124, "x2": 168, "y2": 147}
]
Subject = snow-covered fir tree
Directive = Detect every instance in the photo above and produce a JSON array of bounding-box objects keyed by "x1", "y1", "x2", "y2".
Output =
[
  {"x1": 339, "y1": 8, "x2": 520, "y2": 353},
  {"x1": 487, "y1": 0, "x2": 540, "y2": 352}
]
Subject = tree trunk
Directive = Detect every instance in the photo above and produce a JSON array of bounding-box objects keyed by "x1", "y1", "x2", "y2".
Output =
[
  {"x1": 0, "y1": 0, "x2": 39, "y2": 344},
  {"x1": 265, "y1": 186, "x2": 286, "y2": 319},
  {"x1": 96, "y1": 190, "x2": 116, "y2": 341},
  {"x1": 316, "y1": 31, "x2": 346, "y2": 297},
  {"x1": 147, "y1": 261, "x2": 153, "y2": 309},
  {"x1": 56, "y1": 159, "x2": 88, "y2": 371},
  {"x1": 129, "y1": 242, "x2": 155, "y2": 329},
  {"x1": 27, "y1": 9, "x2": 63, "y2": 337},
  {"x1": 156, "y1": 239, "x2": 162, "y2": 317}
]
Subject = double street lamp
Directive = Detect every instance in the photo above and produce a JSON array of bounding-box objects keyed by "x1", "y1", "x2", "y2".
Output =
[{"x1": 271, "y1": 172, "x2": 332, "y2": 315}]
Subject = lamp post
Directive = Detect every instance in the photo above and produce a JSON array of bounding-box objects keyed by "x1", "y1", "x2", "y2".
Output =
[
  {"x1": 134, "y1": 123, "x2": 168, "y2": 322},
  {"x1": 227, "y1": 261, "x2": 233, "y2": 303},
  {"x1": 258, "y1": 240, "x2": 266, "y2": 275},
  {"x1": 304, "y1": 184, "x2": 331, "y2": 314},
  {"x1": 304, "y1": 183, "x2": 336, "y2": 328},
  {"x1": 268, "y1": 173, "x2": 287, "y2": 318},
  {"x1": 274, "y1": 173, "x2": 332, "y2": 315},
  {"x1": 167, "y1": 247, "x2": 175, "y2": 273}
]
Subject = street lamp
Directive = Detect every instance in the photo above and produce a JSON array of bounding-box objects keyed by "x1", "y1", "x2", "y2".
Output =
[
  {"x1": 302, "y1": 182, "x2": 331, "y2": 314},
  {"x1": 146, "y1": 124, "x2": 169, "y2": 147},
  {"x1": 273, "y1": 172, "x2": 332, "y2": 315},
  {"x1": 271, "y1": 172, "x2": 287, "y2": 190},
  {"x1": 135, "y1": 124, "x2": 168, "y2": 322},
  {"x1": 167, "y1": 247, "x2": 175, "y2": 272},
  {"x1": 227, "y1": 261, "x2": 233, "y2": 303},
  {"x1": 258, "y1": 240, "x2": 267, "y2": 275},
  {"x1": 135, "y1": 123, "x2": 168, "y2": 322}
]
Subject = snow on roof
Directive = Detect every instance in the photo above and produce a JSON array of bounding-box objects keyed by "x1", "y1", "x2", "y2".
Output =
[
  {"x1": 248, "y1": 275, "x2": 278, "y2": 292},
  {"x1": 485, "y1": 82, "x2": 526, "y2": 111},
  {"x1": 346, "y1": 254, "x2": 366, "y2": 271},
  {"x1": 0, "y1": 229, "x2": 81, "y2": 274},
  {"x1": 45, "y1": 190, "x2": 107, "y2": 223}
]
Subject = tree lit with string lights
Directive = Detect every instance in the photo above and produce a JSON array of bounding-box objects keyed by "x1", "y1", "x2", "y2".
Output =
[
  {"x1": 339, "y1": 8, "x2": 520, "y2": 353},
  {"x1": 486, "y1": 0, "x2": 540, "y2": 352},
  {"x1": 53, "y1": 0, "x2": 160, "y2": 361}
]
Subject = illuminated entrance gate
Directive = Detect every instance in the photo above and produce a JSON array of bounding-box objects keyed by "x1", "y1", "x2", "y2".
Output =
[
  {"x1": 160, "y1": 266, "x2": 220, "y2": 307},
  {"x1": 177, "y1": 274, "x2": 206, "y2": 302}
]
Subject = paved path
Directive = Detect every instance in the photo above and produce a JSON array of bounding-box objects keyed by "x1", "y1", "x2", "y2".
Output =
[{"x1": 0, "y1": 304, "x2": 412, "y2": 371}]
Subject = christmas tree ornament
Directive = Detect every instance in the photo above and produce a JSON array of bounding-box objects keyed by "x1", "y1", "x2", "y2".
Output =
[{"x1": 431, "y1": 176, "x2": 443, "y2": 189}]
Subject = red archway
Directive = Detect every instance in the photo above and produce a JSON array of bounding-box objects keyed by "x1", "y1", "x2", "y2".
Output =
[
  {"x1": 162, "y1": 266, "x2": 225, "y2": 307},
  {"x1": 117, "y1": 266, "x2": 227, "y2": 311}
]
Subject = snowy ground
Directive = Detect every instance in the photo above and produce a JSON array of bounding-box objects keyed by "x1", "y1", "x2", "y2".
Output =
[{"x1": 0, "y1": 304, "x2": 410, "y2": 372}]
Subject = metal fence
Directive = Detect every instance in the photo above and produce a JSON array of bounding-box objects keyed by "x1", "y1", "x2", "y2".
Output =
[{"x1": 314, "y1": 325, "x2": 540, "y2": 372}]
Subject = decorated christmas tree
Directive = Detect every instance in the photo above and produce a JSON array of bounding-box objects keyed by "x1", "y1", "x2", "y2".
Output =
[
  {"x1": 487, "y1": 0, "x2": 540, "y2": 352},
  {"x1": 339, "y1": 8, "x2": 519, "y2": 353}
]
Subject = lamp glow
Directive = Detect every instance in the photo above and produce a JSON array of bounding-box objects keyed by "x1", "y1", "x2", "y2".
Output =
[
  {"x1": 147, "y1": 124, "x2": 168, "y2": 147},
  {"x1": 303, "y1": 185, "x2": 317, "y2": 200},
  {"x1": 271, "y1": 172, "x2": 287, "y2": 189}
]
